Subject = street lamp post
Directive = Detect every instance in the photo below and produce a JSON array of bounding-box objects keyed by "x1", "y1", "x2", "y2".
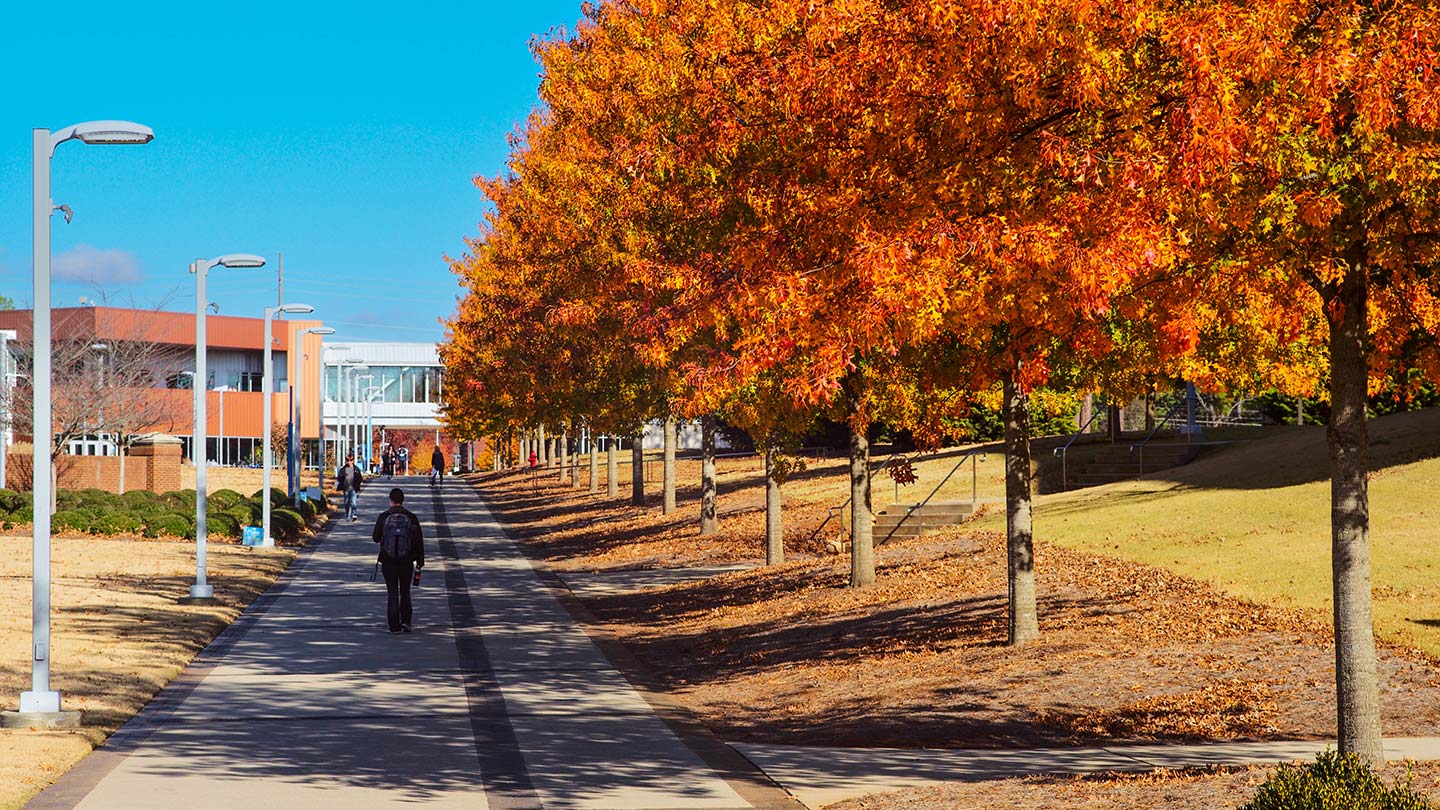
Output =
[
  {"x1": 187, "y1": 255, "x2": 266, "y2": 602},
  {"x1": 365, "y1": 387, "x2": 382, "y2": 472},
  {"x1": 0, "y1": 330, "x2": 14, "y2": 491},
  {"x1": 294, "y1": 328, "x2": 334, "y2": 506},
  {"x1": 322, "y1": 345, "x2": 349, "y2": 483},
  {"x1": 343, "y1": 360, "x2": 367, "y2": 465},
  {"x1": 9, "y1": 121, "x2": 152, "y2": 727},
  {"x1": 261, "y1": 303, "x2": 314, "y2": 547},
  {"x1": 349, "y1": 371, "x2": 368, "y2": 466}
]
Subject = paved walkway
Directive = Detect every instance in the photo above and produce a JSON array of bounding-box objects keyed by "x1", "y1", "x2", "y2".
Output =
[
  {"x1": 30, "y1": 478, "x2": 789, "y2": 810},
  {"x1": 27, "y1": 478, "x2": 1440, "y2": 810}
]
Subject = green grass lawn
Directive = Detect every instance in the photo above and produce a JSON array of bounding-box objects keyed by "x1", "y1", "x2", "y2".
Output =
[{"x1": 971, "y1": 408, "x2": 1440, "y2": 657}]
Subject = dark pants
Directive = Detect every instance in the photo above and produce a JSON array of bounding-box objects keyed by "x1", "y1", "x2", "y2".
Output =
[{"x1": 380, "y1": 558, "x2": 414, "y2": 631}]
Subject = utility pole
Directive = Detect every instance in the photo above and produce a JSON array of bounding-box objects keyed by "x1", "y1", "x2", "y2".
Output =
[{"x1": 277, "y1": 252, "x2": 283, "y2": 308}]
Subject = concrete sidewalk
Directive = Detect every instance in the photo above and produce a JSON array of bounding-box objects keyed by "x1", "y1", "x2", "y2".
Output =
[{"x1": 29, "y1": 478, "x2": 783, "y2": 810}]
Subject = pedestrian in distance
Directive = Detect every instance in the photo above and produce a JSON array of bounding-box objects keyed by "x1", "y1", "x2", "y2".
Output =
[
  {"x1": 430, "y1": 446, "x2": 445, "y2": 488},
  {"x1": 381, "y1": 448, "x2": 395, "y2": 480},
  {"x1": 528, "y1": 449, "x2": 538, "y2": 468},
  {"x1": 336, "y1": 453, "x2": 363, "y2": 521},
  {"x1": 372, "y1": 487, "x2": 425, "y2": 634},
  {"x1": 397, "y1": 446, "x2": 410, "y2": 476}
]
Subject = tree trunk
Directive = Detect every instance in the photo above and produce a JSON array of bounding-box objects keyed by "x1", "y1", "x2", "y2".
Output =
[
  {"x1": 1080, "y1": 392, "x2": 1093, "y2": 431},
  {"x1": 588, "y1": 440, "x2": 598, "y2": 493},
  {"x1": 1298, "y1": 399, "x2": 1306, "y2": 426},
  {"x1": 1327, "y1": 267, "x2": 1383, "y2": 764},
  {"x1": 765, "y1": 448, "x2": 783, "y2": 565},
  {"x1": 1107, "y1": 403, "x2": 1123, "y2": 443},
  {"x1": 630, "y1": 433, "x2": 645, "y2": 506},
  {"x1": 847, "y1": 385, "x2": 874, "y2": 587},
  {"x1": 558, "y1": 429, "x2": 568, "y2": 483},
  {"x1": 1145, "y1": 392, "x2": 1156, "y2": 433},
  {"x1": 699, "y1": 415, "x2": 718, "y2": 535},
  {"x1": 662, "y1": 415, "x2": 677, "y2": 514},
  {"x1": 118, "y1": 449, "x2": 127, "y2": 495},
  {"x1": 520, "y1": 433, "x2": 528, "y2": 466},
  {"x1": 1004, "y1": 373, "x2": 1039, "y2": 646},
  {"x1": 571, "y1": 436, "x2": 579, "y2": 487},
  {"x1": 607, "y1": 438, "x2": 619, "y2": 498},
  {"x1": 538, "y1": 426, "x2": 547, "y2": 465}
]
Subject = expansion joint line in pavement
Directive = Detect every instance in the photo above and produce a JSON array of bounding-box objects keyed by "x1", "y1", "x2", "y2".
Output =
[{"x1": 428, "y1": 484, "x2": 545, "y2": 809}]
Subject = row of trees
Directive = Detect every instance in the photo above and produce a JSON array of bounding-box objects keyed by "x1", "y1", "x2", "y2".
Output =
[{"x1": 441, "y1": 0, "x2": 1440, "y2": 761}]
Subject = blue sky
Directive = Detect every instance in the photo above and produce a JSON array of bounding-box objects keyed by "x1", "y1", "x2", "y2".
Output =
[{"x1": 0, "y1": 1, "x2": 582, "y2": 344}]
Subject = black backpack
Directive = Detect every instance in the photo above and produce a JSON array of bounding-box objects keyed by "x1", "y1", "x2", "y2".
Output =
[{"x1": 380, "y1": 511, "x2": 414, "y2": 562}]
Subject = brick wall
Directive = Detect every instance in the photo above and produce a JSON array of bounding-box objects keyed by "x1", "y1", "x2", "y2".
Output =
[{"x1": 4, "y1": 438, "x2": 183, "y2": 494}]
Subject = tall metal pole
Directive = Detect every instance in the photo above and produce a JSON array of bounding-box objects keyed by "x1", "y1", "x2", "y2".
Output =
[
  {"x1": 23, "y1": 128, "x2": 59, "y2": 714},
  {"x1": 295, "y1": 352, "x2": 305, "y2": 507},
  {"x1": 0, "y1": 330, "x2": 13, "y2": 492},
  {"x1": 261, "y1": 307, "x2": 276, "y2": 546},
  {"x1": 190, "y1": 260, "x2": 213, "y2": 600}
]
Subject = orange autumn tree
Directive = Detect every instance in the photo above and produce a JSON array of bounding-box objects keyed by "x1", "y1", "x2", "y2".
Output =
[{"x1": 1160, "y1": 0, "x2": 1440, "y2": 762}]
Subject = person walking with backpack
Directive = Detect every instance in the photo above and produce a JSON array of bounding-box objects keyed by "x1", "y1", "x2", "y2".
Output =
[
  {"x1": 336, "y1": 453, "x2": 363, "y2": 521},
  {"x1": 430, "y1": 446, "x2": 445, "y2": 487},
  {"x1": 372, "y1": 487, "x2": 425, "y2": 633}
]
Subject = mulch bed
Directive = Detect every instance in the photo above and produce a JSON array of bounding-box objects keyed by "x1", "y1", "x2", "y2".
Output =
[{"x1": 474, "y1": 465, "x2": 1440, "y2": 802}]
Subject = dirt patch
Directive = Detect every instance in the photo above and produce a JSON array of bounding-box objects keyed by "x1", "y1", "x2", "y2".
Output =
[
  {"x1": 475, "y1": 466, "x2": 1440, "y2": 753},
  {"x1": 0, "y1": 534, "x2": 294, "y2": 809}
]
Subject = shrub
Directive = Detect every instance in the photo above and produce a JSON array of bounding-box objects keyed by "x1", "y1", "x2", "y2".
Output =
[
  {"x1": 209, "y1": 489, "x2": 246, "y2": 509},
  {"x1": 270, "y1": 508, "x2": 304, "y2": 540},
  {"x1": 146, "y1": 513, "x2": 193, "y2": 539},
  {"x1": 52, "y1": 510, "x2": 94, "y2": 533},
  {"x1": 227, "y1": 505, "x2": 258, "y2": 527},
  {"x1": 1243, "y1": 750, "x2": 1432, "y2": 810},
  {"x1": 92, "y1": 513, "x2": 144, "y2": 536},
  {"x1": 0, "y1": 488, "x2": 25, "y2": 512},
  {"x1": 206, "y1": 513, "x2": 241, "y2": 538},
  {"x1": 297, "y1": 499, "x2": 316, "y2": 522},
  {"x1": 163, "y1": 490, "x2": 197, "y2": 509},
  {"x1": 252, "y1": 487, "x2": 289, "y2": 507},
  {"x1": 8, "y1": 506, "x2": 33, "y2": 524},
  {"x1": 121, "y1": 490, "x2": 161, "y2": 510}
]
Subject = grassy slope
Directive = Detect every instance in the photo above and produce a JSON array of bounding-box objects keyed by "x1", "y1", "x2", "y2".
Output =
[{"x1": 971, "y1": 408, "x2": 1440, "y2": 658}]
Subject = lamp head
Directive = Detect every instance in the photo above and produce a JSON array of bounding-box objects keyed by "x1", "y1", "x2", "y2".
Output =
[
  {"x1": 306, "y1": 327, "x2": 337, "y2": 336},
  {"x1": 276, "y1": 303, "x2": 314, "y2": 315},
  {"x1": 212, "y1": 254, "x2": 266, "y2": 270},
  {"x1": 70, "y1": 121, "x2": 154, "y2": 146}
]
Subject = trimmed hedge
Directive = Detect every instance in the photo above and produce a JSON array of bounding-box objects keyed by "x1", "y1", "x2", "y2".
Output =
[
  {"x1": 93, "y1": 513, "x2": 144, "y2": 535},
  {"x1": 206, "y1": 513, "x2": 241, "y2": 538},
  {"x1": 210, "y1": 489, "x2": 248, "y2": 510},
  {"x1": 253, "y1": 487, "x2": 289, "y2": 507},
  {"x1": 271, "y1": 508, "x2": 304, "y2": 540},
  {"x1": 52, "y1": 510, "x2": 93, "y2": 533},
  {"x1": 297, "y1": 499, "x2": 317, "y2": 522},
  {"x1": 0, "y1": 488, "x2": 26, "y2": 512},
  {"x1": 146, "y1": 513, "x2": 193, "y2": 539}
]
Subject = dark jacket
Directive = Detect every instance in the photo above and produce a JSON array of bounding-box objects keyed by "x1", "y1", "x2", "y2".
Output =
[
  {"x1": 372, "y1": 505, "x2": 425, "y2": 567},
  {"x1": 431, "y1": 449, "x2": 445, "y2": 471},
  {"x1": 336, "y1": 463, "x2": 363, "y2": 493}
]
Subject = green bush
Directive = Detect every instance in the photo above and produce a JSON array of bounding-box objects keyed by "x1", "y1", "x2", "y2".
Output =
[
  {"x1": 297, "y1": 499, "x2": 316, "y2": 522},
  {"x1": 162, "y1": 490, "x2": 197, "y2": 509},
  {"x1": 1243, "y1": 750, "x2": 1432, "y2": 810},
  {"x1": 270, "y1": 508, "x2": 304, "y2": 540},
  {"x1": 0, "y1": 488, "x2": 26, "y2": 512},
  {"x1": 8, "y1": 506, "x2": 33, "y2": 524},
  {"x1": 52, "y1": 510, "x2": 94, "y2": 533},
  {"x1": 209, "y1": 489, "x2": 246, "y2": 509},
  {"x1": 227, "y1": 505, "x2": 258, "y2": 527},
  {"x1": 253, "y1": 487, "x2": 289, "y2": 507},
  {"x1": 206, "y1": 513, "x2": 241, "y2": 538},
  {"x1": 92, "y1": 513, "x2": 144, "y2": 535},
  {"x1": 121, "y1": 490, "x2": 161, "y2": 510},
  {"x1": 146, "y1": 513, "x2": 193, "y2": 539}
]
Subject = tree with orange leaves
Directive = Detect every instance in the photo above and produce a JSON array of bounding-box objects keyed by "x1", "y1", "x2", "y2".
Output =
[{"x1": 1155, "y1": 0, "x2": 1440, "y2": 762}]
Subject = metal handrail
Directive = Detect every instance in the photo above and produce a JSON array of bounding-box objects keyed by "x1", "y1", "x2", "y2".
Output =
[
  {"x1": 878, "y1": 449, "x2": 986, "y2": 546},
  {"x1": 1053, "y1": 407, "x2": 1107, "y2": 492},
  {"x1": 1128, "y1": 398, "x2": 1191, "y2": 479},
  {"x1": 806, "y1": 451, "x2": 905, "y2": 546}
]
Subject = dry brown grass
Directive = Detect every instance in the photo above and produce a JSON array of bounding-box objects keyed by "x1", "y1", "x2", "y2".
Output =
[{"x1": 0, "y1": 534, "x2": 292, "y2": 809}]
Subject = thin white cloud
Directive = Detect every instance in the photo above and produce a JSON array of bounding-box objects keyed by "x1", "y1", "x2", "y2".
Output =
[{"x1": 52, "y1": 245, "x2": 143, "y2": 285}]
